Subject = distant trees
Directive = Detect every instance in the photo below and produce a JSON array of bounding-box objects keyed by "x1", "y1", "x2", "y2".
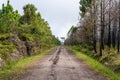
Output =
[
  {"x1": 65, "y1": 0, "x2": 120, "y2": 56},
  {"x1": 65, "y1": 26, "x2": 78, "y2": 45}
]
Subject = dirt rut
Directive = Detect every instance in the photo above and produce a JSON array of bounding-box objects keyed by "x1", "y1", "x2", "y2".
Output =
[{"x1": 16, "y1": 46, "x2": 109, "y2": 80}]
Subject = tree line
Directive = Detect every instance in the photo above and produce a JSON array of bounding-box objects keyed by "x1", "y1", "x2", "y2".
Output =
[
  {"x1": 0, "y1": 0, "x2": 60, "y2": 47},
  {"x1": 65, "y1": 0, "x2": 120, "y2": 56}
]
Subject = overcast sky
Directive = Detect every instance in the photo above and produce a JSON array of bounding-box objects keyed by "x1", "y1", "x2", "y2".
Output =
[{"x1": 0, "y1": 0, "x2": 80, "y2": 39}]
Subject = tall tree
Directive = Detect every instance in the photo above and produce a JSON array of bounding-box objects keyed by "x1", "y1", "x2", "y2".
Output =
[
  {"x1": 107, "y1": 0, "x2": 112, "y2": 50},
  {"x1": 100, "y1": 0, "x2": 105, "y2": 56},
  {"x1": 118, "y1": 0, "x2": 120, "y2": 53},
  {"x1": 0, "y1": 0, "x2": 19, "y2": 33},
  {"x1": 19, "y1": 4, "x2": 37, "y2": 25},
  {"x1": 93, "y1": 0, "x2": 97, "y2": 53}
]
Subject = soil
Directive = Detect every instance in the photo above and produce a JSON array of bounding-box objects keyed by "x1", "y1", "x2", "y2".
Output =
[{"x1": 14, "y1": 46, "x2": 109, "y2": 80}]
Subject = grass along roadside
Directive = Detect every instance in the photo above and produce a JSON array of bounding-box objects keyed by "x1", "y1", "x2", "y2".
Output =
[
  {"x1": 67, "y1": 47, "x2": 120, "y2": 80},
  {"x1": 0, "y1": 47, "x2": 55, "y2": 79}
]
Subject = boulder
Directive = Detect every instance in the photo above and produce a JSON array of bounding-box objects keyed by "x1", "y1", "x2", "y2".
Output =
[{"x1": 10, "y1": 51, "x2": 20, "y2": 61}]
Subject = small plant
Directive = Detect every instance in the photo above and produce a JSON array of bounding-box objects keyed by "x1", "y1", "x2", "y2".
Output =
[{"x1": 0, "y1": 49, "x2": 10, "y2": 60}]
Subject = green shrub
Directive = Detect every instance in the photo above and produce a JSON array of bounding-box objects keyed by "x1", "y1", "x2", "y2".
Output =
[
  {"x1": 0, "y1": 33, "x2": 13, "y2": 40},
  {"x1": 0, "y1": 44, "x2": 16, "y2": 52},
  {"x1": 0, "y1": 49, "x2": 10, "y2": 60},
  {"x1": 1, "y1": 41, "x2": 11, "y2": 45}
]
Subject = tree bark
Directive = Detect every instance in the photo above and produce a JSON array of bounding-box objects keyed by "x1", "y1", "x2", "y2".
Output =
[
  {"x1": 108, "y1": 0, "x2": 111, "y2": 50},
  {"x1": 93, "y1": 0, "x2": 97, "y2": 53},
  {"x1": 100, "y1": 0, "x2": 103, "y2": 56},
  {"x1": 118, "y1": 0, "x2": 120, "y2": 53}
]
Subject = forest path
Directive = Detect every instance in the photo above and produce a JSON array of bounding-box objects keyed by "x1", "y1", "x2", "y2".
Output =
[{"x1": 16, "y1": 46, "x2": 109, "y2": 80}]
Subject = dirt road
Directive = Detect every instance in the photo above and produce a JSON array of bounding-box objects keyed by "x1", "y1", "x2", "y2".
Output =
[{"x1": 16, "y1": 46, "x2": 109, "y2": 80}]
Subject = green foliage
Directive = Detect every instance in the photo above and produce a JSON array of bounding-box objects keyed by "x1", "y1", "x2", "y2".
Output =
[
  {"x1": 0, "y1": 1, "x2": 19, "y2": 33},
  {"x1": 0, "y1": 49, "x2": 9, "y2": 60},
  {"x1": 79, "y1": 0, "x2": 92, "y2": 17},
  {"x1": 0, "y1": 1, "x2": 60, "y2": 70},
  {"x1": 0, "y1": 0, "x2": 60, "y2": 60},
  {"x1": 0, "y1": 0, "x2": 60, "y2": 47},
  {"x1": 19, "y1": 4, "x2": 37, "y2": 24},
  {"x1": 18, "y1": 3, "x2": 60, "y2": 46},
  {"x1": 0, "y1": 33, "x2": 12, "y2": 40},
  {"x1": 0, "y1": 42, "x2": 17, "y2": 61},
  {"x1": 68, "y1": 26, "x2": 77, "y2": 36}
]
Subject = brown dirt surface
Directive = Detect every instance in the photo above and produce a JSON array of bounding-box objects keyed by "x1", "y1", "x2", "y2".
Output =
[{"x1": 14, "y1": 46, "x2": 109, "y2": 80}]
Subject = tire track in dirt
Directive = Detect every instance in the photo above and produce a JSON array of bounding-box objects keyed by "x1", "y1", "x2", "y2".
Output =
[{"x1": 48, "y1": 47, "x2": 61, "y2": 80}]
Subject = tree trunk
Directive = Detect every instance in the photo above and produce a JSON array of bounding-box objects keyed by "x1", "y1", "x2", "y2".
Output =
[
  {"x1": 100, "y1": 0, "x2": 103, "y2": 56},
  {"x1": 102, "y1": 0, "x2": 105, "y2": 50},
  {"x1": 118, "y1": 0, "x2": 120, "y2": 53},
  {"x1": 108, "y1": 0, "x2": 111, "y2": 50},
  {"x1": 93, "y1": 0, "x2": 97, "y2": 53}
]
